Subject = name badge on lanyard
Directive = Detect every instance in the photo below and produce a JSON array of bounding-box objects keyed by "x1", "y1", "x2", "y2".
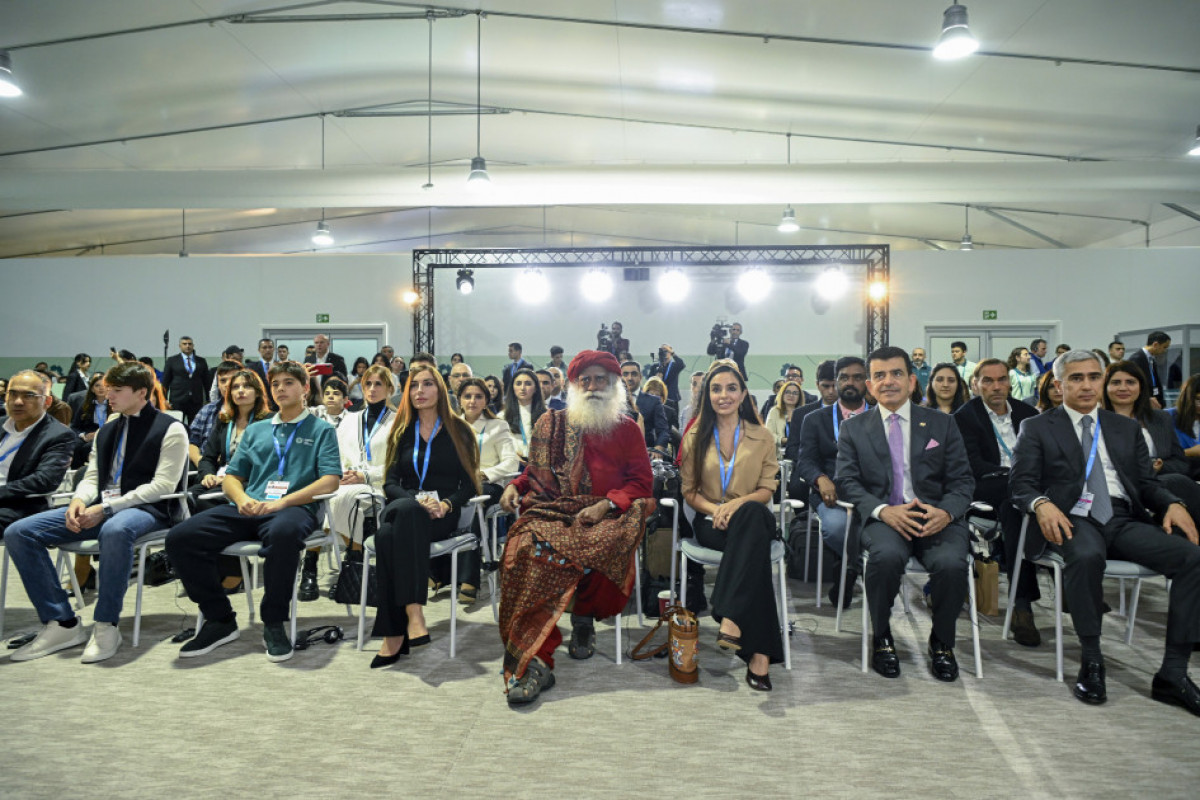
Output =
[
  {"x1": 714, "y1": 423, "x2": 742, "y2": 501},
  {"x1": 413, "y1": 416, "x2": 442, "y2": 502},
  {"x1": 1070, "y1": 416, "x2": 1101, "y2": 517},
  {"x1": 267, "y1": 420, "x2": 302, "y2": 500}
]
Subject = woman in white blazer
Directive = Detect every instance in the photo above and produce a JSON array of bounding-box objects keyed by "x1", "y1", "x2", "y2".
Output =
[{"x1": 328, "y1": 365, "x2": 398, "y2": 545}]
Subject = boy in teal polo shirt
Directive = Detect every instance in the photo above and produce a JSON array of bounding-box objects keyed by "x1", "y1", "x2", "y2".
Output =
[{"x1": 166, "y1": 361, "x2": 341, "y2": 662}]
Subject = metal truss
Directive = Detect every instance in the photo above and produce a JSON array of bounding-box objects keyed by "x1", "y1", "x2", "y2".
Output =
[{"x1": 412, "y1": 245, "x2": 889, "y2": 355}]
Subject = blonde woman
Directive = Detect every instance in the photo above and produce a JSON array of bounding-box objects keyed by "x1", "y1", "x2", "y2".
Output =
[{"x1": 764, "y1": 380, "x2": 802, "y2": 446}]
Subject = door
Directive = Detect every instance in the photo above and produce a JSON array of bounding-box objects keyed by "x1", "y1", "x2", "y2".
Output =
[
  {"x1": 262, "y1": 324, "x2": 390, "y2": 374},
  {"x1": 926, "y1": 324, "x2": 1057, "y2": 365}
]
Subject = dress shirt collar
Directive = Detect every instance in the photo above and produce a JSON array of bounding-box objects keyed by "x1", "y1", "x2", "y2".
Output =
[
  {"x1": 880, "y1": 400, "x2": 911, "y2": 421},
  {"x1": 985, "y1": 401, "x2": 1012, "y2": 421},
  {"x1": 1061, "y1": 403, "x2": 1098, "y2": 432},
  {"x1": 4, "y1": 411, "x2": 45, "y2": 436}
]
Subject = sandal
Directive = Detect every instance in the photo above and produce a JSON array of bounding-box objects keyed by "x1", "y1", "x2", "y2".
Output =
[
  {"x1": 506, "y1": 660, "x2": 556, "y2": 705},
  {"x1": 457, "y1": 584, "x2": 478, "y2": 604},
  {"x1": 567, "y1": 620, "x2": 595, "y2": 660},
  {"x1": 716, "y1": 631, "x2": 743, "y2": 653}
]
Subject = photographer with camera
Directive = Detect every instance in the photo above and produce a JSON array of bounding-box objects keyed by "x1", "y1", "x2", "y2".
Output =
[
  {"x1": 596, "y1": 321, "x2": 630, "y2": 357},
  {"x1": 647, "y1": 343, "x2": 687, "y2": 403},
  {"x1": 706, "y1": 321, "x2": 748, "y2": 379}
]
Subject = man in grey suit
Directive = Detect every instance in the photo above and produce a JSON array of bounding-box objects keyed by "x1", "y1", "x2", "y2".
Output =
[
  {"x1": 836, "y1": 346, "x2": 975, "y2": 682},
  {"x1": 1010, "y1": 349, "x2": 1200, "y2": 712}
]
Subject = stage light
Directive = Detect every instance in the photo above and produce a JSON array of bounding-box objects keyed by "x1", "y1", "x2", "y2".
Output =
[
  {"x1": 815, "y1": 266, "x2": 849, "y2": 300},
  {"x1": 456, "y1": 268, "x2": 475, "y2": 295},
  {"x1": 737, "y1": 266, "x2": 772, "y2": 302},
  {"x1": 581, "y1": 268, "x2": 612, "y2": 302},
  {"x1": 868, "y1": 281, "x2": 888, "y2": 302},
  {"x1": 516, "y1": 267, "x2": 549, "y2": 304},
  {"x1": 777, "y1": 206, "x2": 800, "y2": 233},
  {"x1": 401, "y1": 289, "x2": 420, "y2": 306},
  {"x1": 311, "y1": 221, "x2": 333, "y2": 247},
  {"x1": 0, "y1": 51, "x2": 22, "y2": 98},
  {"x1": 933, "y1": 4, "x2": 979, "y2": 60},
  {"x1": 657, "y1": 267, "x2": 689, "y2": 302},
  {"x1": 1188, "y1": 125, "x2": 1200, "y2": 157}
]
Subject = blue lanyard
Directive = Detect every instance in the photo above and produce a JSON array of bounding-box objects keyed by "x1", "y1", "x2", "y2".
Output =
[
  {"x1": 989, "y1": 418, "x2": 1013, "y2": 459},
  {"x1": 363, "y1": 408, "x2": 388, "y2": 462},
  {"x1": 832, "y1": 402, "x2": 870, "y2": 442},
  {"x1": 519, "y1": 412, "x2": 528, "y2": 445},
  {"x1": 272, "y1": 419, "x2": 302, "y2": 478},
  {"x1": 94, "y1": 402, "x2": 107, "y2": 427},
  {"x1": 413, "y1": 416, "x2": 441, "y2": 490},
  {"x1": 1083, "y1": 415, "x2": 1101, "y2": 482},
  {"x1": 0, "y1": 433, "x2": 20, "y2": 466},
  {"x1": 713, "y1": 423, "x2": 742, "y2": 499},
  {"x1": 663, "y1": 360, "x2": 673, "y2": 383},
  {"x1": 111, "y1": 426, "x2": 127, "y2": 482}
]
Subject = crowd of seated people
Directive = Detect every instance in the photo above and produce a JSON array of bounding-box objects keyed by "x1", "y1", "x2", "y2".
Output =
[{"x1": 3, "y1": 330, "x2": 1199, "y2": 719}]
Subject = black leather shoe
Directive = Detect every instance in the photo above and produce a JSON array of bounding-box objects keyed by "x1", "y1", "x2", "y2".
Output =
[
  {"x1": 745, "y1": 668, "x2": 772, "y2": 692},
  {"x1": 872, "y1": 635, "x2": 901, "y2": 678},
  {"x1": 1151, "y1": 673, "x2": 1200, "y2": 717},
  {"x1": 1010, "y1": 609, "x2": 1042, "y2": 648},
  {"x1": 298, "y1": 570, "x2": 319, "y2": 602},
  {"x1": 568, "y1": 621, "x2": 595, "y2": 660},
  {"x1": 928, "y1": 635, "x2": 959, "y2": 682},
  {"x1": 1073, "y1": 659, "x2": 1107, "y2": 705}
]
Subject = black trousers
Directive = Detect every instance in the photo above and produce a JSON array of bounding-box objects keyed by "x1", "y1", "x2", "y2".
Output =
[
  {"x1": 694, "y1": 502, "x2": 784, "y2": 666},
  {"x1": 861, "y1": 518, "x2": 970, "y2": 647},
  {"x1": 456, "y1": 482, "x2": 503, "y2": 589},
  {"x1": 371, "y1": 497, "x2": 459, "y2": 637},
  {"x1": 166, "y1": 504, "x2": 318, "y2": 625},
  {"x1": 1051, "y1": 500, "x2": 1200, "y2": 644},
  {"x1": 974, "y1": 475, "x2": 1040, "y2": 605}
]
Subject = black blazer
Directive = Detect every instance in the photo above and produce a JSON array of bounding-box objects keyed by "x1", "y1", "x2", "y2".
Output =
[
  {"x1": 836, "y1": 403, "x2": 975, "y2": 524},
  {"x1": 635, "y1": 391, "x2": 670, "y2": 448},
  {"x1": 783, "y1": 400, "x2": 826, "y2": 466},
  {"x1": 501, "y1": 358, "x2": 533, "y2": 392},
  {"x1": 706, "y1": 338, "x2": 748, "y2": 378},
  {"x1": 1127, "y1": 349, "x2": 1166, "y2": 406},
  {"x1": 245, "y1": 360, "x2": 279, "y2": 410},
  {"x1": 0, "y1": 414, "x2": 76, "y2": 518},
  {"x1": 162, "y1": 352, "x2": 210, "y2": 409},
  {"x1": 1009, "y1": 406, "x2": 1179, "y2": 556},
  {"x1": 1145, "y1": 409, "x2": 1190, "y2": 477},
  {"x1": 795, "y1": 402, "x2": 843, "y2": 487},
  {"x1": 953, "y1": 396, "x2": 1039, "y2": 481},
  {"x1": 61, "y1": 370, "x2": 88, "y2": 399}
]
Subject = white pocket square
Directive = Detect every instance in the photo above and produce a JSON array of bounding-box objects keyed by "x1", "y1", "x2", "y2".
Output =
[{"x1": 925, "y1": 439, "x2": 940, "y2": 450}]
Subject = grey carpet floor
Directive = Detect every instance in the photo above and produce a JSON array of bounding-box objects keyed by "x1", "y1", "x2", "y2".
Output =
[{"x1": 2, "y1": 564, "x2": 1198, "y2": 799}]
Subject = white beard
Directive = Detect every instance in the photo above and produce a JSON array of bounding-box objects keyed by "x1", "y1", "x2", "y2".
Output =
[{"x1": 566, "y1": 376, "x2": 626, "y2": 434}]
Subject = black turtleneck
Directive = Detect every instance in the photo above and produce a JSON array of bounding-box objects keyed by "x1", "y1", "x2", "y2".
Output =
[{"x1": 365, "y1": 400, "x2": 388, "y2": 430}]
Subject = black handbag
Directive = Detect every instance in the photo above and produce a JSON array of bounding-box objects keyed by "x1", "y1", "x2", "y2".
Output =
[{"x1": 331, "y1": 548, "x2": 377, "y2": 606}]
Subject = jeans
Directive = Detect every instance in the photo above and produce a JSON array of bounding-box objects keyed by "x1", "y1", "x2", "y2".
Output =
[
  {"x1": 815, "y1": 501, "x2": 850, "y2": 560},
  {"x1": 5, "y1": 506, "x2": 169, "y2": 625}
]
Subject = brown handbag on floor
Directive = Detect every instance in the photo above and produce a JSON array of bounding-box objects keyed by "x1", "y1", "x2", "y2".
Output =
[
  {"x1": 631, "y1": 604, "x2": 699, "y2": 684},
  {"x1": 974, "y1": 557, "x2": 1000, "y2": 616}
]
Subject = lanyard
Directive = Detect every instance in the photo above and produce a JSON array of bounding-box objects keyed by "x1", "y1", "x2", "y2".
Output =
[
  {"x1": 111, "y1": 424, "x2": 127, "y2": 483},
  {"x1": 1083, "y1": 415, "x2": 1101, "y2": 482},
  {"x1": 989, "y1": 418, "x2": 1014, "y2": 459},
  {"x1": 832, "y1": 402, "x2": 870, "y2": 442},
  {"x1": 519, "y1": 412, "x2": 528, "y2": 445},
  {"x1": 713, "y1": 423, "x2": 742, "y2": 500},
  {"x1": 272, "y1": 419, "x2": 302, "y2": 478},
  {"x1": 663, "y1": 359, "x2": 673, "y2": 383},
  {"x1": 0, "y1": 433, "x2": 20, "y2": 466},
  {"x1": 363, "y1": 408, "x2": 388, "y2": 462},
  {"x1": 413, "y1": 416, "x2": 441, "y2": 490},
  {"x1": 94, "y1": 402, "x2": 107, "y2": 427}
]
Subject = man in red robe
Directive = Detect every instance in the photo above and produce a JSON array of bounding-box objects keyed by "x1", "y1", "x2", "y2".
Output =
[{"x1": 499, "y1": 350, "x2": 654, "y2": 705}]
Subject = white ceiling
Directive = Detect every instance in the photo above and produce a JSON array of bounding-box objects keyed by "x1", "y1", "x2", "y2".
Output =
[{"x1": 2, "y1": 0, "x2": 1199, "y2": 257}]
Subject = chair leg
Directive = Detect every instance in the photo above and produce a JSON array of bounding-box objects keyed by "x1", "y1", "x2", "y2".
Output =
[
  {"x1": 289, "y1": 571, "x2": 300, "y2": 645},
  {"x1": 634, "y1": 550, "x2": 644, "y2": 628},
  {"x1": 0, "y1": 548, "x2": 9, "y2": 639},
  {"x1": 132, "y1": 543, "x2": 150, "y2": 647},
  {"x1": 860, "y1": 552, "x2": 869, "y2": 673},
  {"x1": 1053, "y1": 564, "x2": 1064, "y2": 683},
  {"x1": 357, "y1": 548, "x2": 371, "y2": 650},
  {"x1": 615, "y1": 607, "x2": 623, "y2": 665},
  {"x1": 240, "y1": 557, "x2": 255, "y2": 625},
  {"x1": 966, "y1": 555, "x2": 983, "y2": 679},
  {"x1": 1125, "y1": 578, "x2": 1143, "y2": 646},
  {"x1": 449, "y1": 545, "x2": 460, "y2": 659},
  {"x1": 679, "y1": 550, "x2": 689, "y2": 609},
  {"x1": 805, "y1": 510, "x2": 814, "y2": 604},
  {"x1": 778, "y1": 557, "x2": 791, "y2": 671},
  {"x1": 59, "y1": 551, "x2": 85, "y2": 611},
  {"x1": 815, "y1": 517, "x2": 825, "y2": 609}
]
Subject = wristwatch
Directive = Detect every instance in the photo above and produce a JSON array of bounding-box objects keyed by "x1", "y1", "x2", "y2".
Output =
[{"x1": 101, "y1": 501, "x2": 114, "y2": 519}]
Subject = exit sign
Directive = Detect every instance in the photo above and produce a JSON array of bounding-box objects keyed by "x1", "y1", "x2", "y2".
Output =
[
  {"x1": 315, "y1": 313, "x2": 330, "y2": 323},
  {"x1": 982, "y1": 310, "x2": 998, "y2": 320}
]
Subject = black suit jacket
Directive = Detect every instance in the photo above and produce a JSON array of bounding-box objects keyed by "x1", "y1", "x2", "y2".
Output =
[
  {"x1": 62, "y1": 370, "x2": 88, "y2": 399},
  {"x1": 795, "y1": 402, "x2": 843, "y2": 487},
  {"x1": 0, "y1": 414, "x2": 76, "y2": 529},
  {"x1": 783, "y1": 400, "x2": 825, "y2": 466},
  {"x1": 648, "y1": 354, "x2": 687, "y2": 402},
  {"x1": 162, "y1": 353, "x2": 210, "y2": 409},
  {"x1": 954, "y1": 397, "x2": 1039, "y2": 482},
  {"x1": 1009, "y1": 406, "x2": 1179, "y2": 557},
  {"x1": 1146, "y1": 409, "x2": 1190, "y2": 477},
  {"x1": 304, "y1": 352, "x2": 348, "y2": 393},
  {"x1": 706, "y1": 338, "x2": 748, "y2": 378},
  {"x1": 1127, "y1": 349, "x2": 1166, "y2": 406},
  {"x1": 246, "y1": 359, "x2": 279, "y2": 409},
  {"x1": 501, "y1": 358, "x2": 534, "y2": 392},
  {"x1": 635, "y1": 392, "x2": 670, "y2": 448},
  {"x1": 836, "y1": 404, "x2": 974, "y2": 524}
]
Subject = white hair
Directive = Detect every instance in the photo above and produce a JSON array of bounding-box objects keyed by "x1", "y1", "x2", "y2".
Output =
[
  {"x1": 1052, "y1": 349, "x2": 1102, "y2": 381},
  {"x1": 566, "y1": 371, "x2": 627, "y2": 434}
]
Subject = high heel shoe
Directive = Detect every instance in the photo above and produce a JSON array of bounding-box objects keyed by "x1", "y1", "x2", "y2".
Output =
[
  {"x1": 407, "y1": 634, "x2": 431, "y2": 649},
  {"x1": 716, "y1": 632, "x2": 742, "y2": 653},
  {"x1": 745, "y1": 668, "x2": 772, "y2": 692},
  {"x1": 370, "y1": 637, "x2": 410, "y2": 668}
]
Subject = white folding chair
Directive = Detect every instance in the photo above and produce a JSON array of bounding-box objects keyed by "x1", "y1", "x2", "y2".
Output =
[
  {"x1": 355, "y1": 495, "x2": 488, "y2": 657},
  {"x1": 1001, "y1": 513, "x2": 1159, "y2": 682},
  {"x1": 56, "y1": 457, "x2": 192, "y2": 647},
  {"x1": 835, "y1": 500, "x2": 985, "y2": 679}
]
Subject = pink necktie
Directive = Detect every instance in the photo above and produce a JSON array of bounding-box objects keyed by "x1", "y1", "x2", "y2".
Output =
[{"x1": 887, "y1": 413, "x2": 905, "y2": 505}]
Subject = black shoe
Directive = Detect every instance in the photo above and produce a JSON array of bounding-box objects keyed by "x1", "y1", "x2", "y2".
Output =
[
  {"x1": 1073, "y1": 659, "x2": 1107, "y2": 705},
  {"x1": 1151, "y1": 673, "x2": 1200, "y2": 717},
  {"x1": 178, "y1": 618, "x2": 240, "y2": 658},
  {"x1": 407, "y1": 634, "x2": 431, "y2": 649},
  {"x1": 828, "y1": 571, "x2": 856, "y2": 610},
  {"x1": 263, "y1": 623, "x2": 294, "y2": 663},
  {"x1": 928, "y1": 634, "x2": 959, "y2": 682},
  {"x1": 745, "y1": 668, "x2": 772, "y2": 692},
  {"x1": 568, "y1": 617, "x2": 596, "y2": 660},
  {"x1": 1010, "y1": 609, "x2": 1042, "y2": 648},
  {"x1": 298, "y1": 569, "x2": 319, "y2": 602},
  {"x1": 872, "y1": 634, "x2": 901, "y2": 678},
  {"x1": 507, "y1": 660, "x2": 556, "y2": 705}
]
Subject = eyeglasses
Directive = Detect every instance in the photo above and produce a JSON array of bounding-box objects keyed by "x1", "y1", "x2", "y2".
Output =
[
  {"x1": 577, "y1": 375, "x2": 610, "y2": 387},
  {"x1": 6, "y1": 390, "x2": 48, "y2": 402}
]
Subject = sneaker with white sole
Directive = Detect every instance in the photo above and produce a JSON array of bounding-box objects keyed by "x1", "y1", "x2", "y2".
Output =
[
  {"x1": 10, "y1": 618, "x2": 88, "y2": 662},
  {"x1": 263, "y1": 623, "x2": 294, "y2": 663},
  {"x1": 81, "y1": 623, "x2": 123, "y2": 664},
  {"x1": 178, "y1": 618, "x2": 240, "y2": 658}
]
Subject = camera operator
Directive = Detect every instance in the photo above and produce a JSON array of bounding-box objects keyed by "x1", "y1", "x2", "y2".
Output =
[
  {"x1": 596, "y1": 321, "x2": 630, "y2": 357},
  {"x1": 706, "y1": 321, "x2": 748, "y2": 378},
  {"x1": 647, "y1": 343, "x2": 687, "y2": 403}
]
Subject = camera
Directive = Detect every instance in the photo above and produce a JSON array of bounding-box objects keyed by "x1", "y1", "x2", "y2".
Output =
[
  {"x1": 597, "y1": 323, "x2": 613, "y2": 351},
  {"x1": 657, "y1": 346, "x2": 669, "y2": 362},
  {"x1": 710, "y1": 322, "x2": 729, "y2": 345},
  {"x1": 779, "y1": 362, "x2": 797, "y2": 378}
]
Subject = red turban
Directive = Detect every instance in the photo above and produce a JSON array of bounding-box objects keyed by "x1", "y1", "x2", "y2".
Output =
[{"x1": 567, "y1": 350, "x2": 622, "y2": 382}]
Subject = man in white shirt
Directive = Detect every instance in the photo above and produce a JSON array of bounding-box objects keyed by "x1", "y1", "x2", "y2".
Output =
[
  {"x1": 0, "y1": 371, "x2": 76, "y2": 540},
  {"x1": 6, "y1": 362, "x2": 188, "y2": 664}
]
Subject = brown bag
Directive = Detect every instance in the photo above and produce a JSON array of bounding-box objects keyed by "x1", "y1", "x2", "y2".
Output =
[
  {"x1": 631, "y1": 604, "x2": 699, "y2": 684},
  {"x1": 974, "y1": 557, "x2": 1000, "y2": 616}
]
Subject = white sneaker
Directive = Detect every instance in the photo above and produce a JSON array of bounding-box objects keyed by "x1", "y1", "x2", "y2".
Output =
[
  {"x1": 10, "y1": 618, "x2": 88, "y2": 662},
  {"x1": 81, "y1": 623, "x2": 123, "y2": 663}
]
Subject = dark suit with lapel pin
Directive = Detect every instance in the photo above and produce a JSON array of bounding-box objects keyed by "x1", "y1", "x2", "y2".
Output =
[{"x1": 836, "y1": 402, "x2": 975, "y2": 647}]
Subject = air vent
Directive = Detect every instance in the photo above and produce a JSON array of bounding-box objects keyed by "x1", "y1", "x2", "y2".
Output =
[{"x1": 623, "y1": 267, "x2": 650, "y2": 282}]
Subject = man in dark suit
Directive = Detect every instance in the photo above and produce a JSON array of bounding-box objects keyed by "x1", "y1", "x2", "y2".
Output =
[
  {"x1": 621, "y1": 361, "x2": 668, "y2": 452},
  {"x1": 954, "y1": 358, "x2": 1041, "y2": 646},
  {"x1": 303, "y1": 334, "x2": 347, "y2": 394},
  {"x1": 1127, "y1": 330, "x2": 1172, "y2": 410},
  {"x1": 246, "y1": 338, "x2": 278, "y2": 411},
  {"x1": 501, "y1": 342, "x2": 533, "y2": 393},
  {"x1": 797, "y1": 356, "x2": 871, "y2": 606},
  {"x1": 161, "y1": 335, "x2": 209, "y2": 424},
  {"x1": 836, "y1": 346, "x2": 975, "y2": 682},
  {"x1": 783, "y1": 360, "x2": 837, "y2": 497},
  {"x1": 0, "y1": 371, "x2": 76, "y2": 538},
  {"x1": 1010, "y1": 349, "x2": 1200, "y2": 712},
  {"x1": 647, "y1": 343, "x2": 687, "y2": 403},
  {"x1": 706, "y1": 322, "x2": 749, "y2": 379}
]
